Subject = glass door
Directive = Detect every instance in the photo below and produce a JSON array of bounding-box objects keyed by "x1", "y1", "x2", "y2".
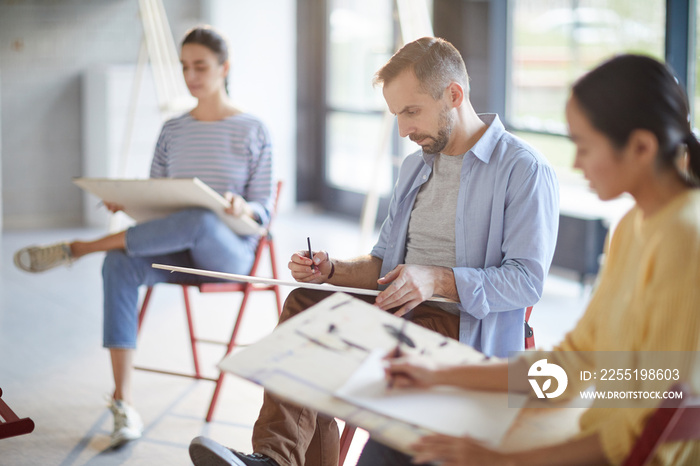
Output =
[{"x1": 321, "y1": 0, "x2": 398, "y2": 218}]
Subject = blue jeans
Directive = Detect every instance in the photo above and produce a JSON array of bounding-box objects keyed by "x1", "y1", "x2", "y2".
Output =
[{"x1": 102, "y1": 208, "x2": 256, "y2": 348}]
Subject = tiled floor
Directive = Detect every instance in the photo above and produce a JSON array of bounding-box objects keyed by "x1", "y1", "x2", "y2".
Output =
[{"x1": 0, "y1": 207, "x2": 591, "y2": 466}]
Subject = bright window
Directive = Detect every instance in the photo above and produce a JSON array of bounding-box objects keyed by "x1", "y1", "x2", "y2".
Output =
[
  {"x1": 325, "y1": 0, "x2": 394, "y2": 195},
  {"x1": 510, "y1": 0, "x2": 666, "y2": 177}
]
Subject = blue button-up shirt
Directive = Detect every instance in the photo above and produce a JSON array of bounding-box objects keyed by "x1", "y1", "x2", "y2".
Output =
[{"x1": 370, "y1": 114, "x2": 559, "y2": 357}]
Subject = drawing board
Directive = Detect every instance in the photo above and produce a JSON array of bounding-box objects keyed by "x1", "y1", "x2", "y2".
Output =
[
  {"x1": 151, "y1": 264, "x2": 456, "y2": 303},
  {"x1": 73, "y1": 177, "x2": 265, "y2": 236},
  {"x1": 218, "y1": 293, "x2": 526, "y2": 454}
]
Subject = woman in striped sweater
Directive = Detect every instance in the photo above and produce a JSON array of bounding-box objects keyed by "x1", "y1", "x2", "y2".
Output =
[
  {"x1": 13, "y1": 26, "x2": 274, "y2": 448},
  {"x1": 368, "y1": 54, "x2": 700, "y2": 466}
]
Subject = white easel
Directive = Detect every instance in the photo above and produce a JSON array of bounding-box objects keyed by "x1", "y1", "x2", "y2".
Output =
[
  {"x1": 109, "y1": 0, "x2": 195, "y2": 231},
  {"x1": 117, "y1": 0, "x2": 195, "y2": 180},
  {"x1": 358, "y1": 0, "x2": 434, "y2": 250}
]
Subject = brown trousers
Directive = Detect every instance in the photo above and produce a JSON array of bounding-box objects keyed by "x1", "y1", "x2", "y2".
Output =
[{"x1": 252, "y1": 288, "x2": 460, "y2": 466}]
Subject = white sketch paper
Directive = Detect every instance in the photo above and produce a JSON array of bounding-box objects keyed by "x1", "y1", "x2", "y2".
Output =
[
  {"x1": 335, "y1": 349, "x2": 526, "y2": 446},
  {"x1": 218, "y1": 293, "x2": 525, "y2": 453}
]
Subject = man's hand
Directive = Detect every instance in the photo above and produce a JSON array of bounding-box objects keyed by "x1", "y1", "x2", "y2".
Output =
[
  {"x1": 288, "y1": 249, "x2": 333, "y2": 284},
  {"x1": 375, "y1": 264, "x2": 454, "y2": 316}
]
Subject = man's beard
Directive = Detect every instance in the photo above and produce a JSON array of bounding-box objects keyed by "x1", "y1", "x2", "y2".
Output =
[{"x1": 411, "y1": 106, "x2": 454, "y2": 154}]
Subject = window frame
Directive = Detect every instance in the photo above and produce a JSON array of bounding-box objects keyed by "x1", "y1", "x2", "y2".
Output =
[{"x1": 296, "y1": 0, "x2": 699, "y2": 212}]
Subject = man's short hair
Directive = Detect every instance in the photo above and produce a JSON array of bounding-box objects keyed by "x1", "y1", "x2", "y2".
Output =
[{"x1": 374, "y1": 36, "x2": 470, "y2": 99}]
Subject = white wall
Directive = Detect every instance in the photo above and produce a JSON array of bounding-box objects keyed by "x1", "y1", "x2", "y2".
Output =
[
  {"x1": 0, "y1": 0, "x2": 297, "y2": 228},
  {"x1": 204, "y1": 0, "x2": 298, "y2": 212},
  {"x1": 0, "y1": 0, "x2": 201, "y2": 229},
  {"x1": 0, "y1": 68, "x2": 2, "y2": 232},
  {"x1": 81, "y1": 65, "x2": 164, "y2": 229}
]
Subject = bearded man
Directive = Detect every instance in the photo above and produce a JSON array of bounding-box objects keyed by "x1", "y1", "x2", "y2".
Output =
[{"x1": 190, "y1": 36, "x2": 560, "y2": 466}]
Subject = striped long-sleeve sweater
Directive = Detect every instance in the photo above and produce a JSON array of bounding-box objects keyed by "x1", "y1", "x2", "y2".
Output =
[{"x1": 150, "y1": 112, "x2": 274, "y2": 229}]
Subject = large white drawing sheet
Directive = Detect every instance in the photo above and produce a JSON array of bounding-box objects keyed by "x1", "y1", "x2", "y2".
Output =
[
  {"x1": 218, "y1": 293, "x2": 526, "y2": 453},
  {"x1": 73, "y1": 177, "x2": 266, "y2": 236},
  {"x1": 335, "y1": 350, "x2": 525, "y2": 443}
]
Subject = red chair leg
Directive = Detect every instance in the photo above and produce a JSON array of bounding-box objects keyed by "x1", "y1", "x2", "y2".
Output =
[
  {"x1": 338, "y1": 424, "x2": 357, "y2": 465},
  {"x1": 524, "y1": 306, "x2": 535, "y2": 349},
  {"x1": 206, "y1": 372, "x2": 225, "y2": 423},
  {"x1": 206, "y1": 285, "x2": 254, "y2": 422},
  {"x1": 0, "y1": 388, "x2": 35, "y2": 440},
  {"x1": 182, "y1": 286, "x2": 202, "y2": 379},
  {"x1": 137, "y1": 286, "x2": 154, "y2": 331},
  {"x1": 267, "y1": 238, "x2": 283, "y2": 316},
  {"x1": 0, "y1": 418, "x2": 35, "y2": 440}
]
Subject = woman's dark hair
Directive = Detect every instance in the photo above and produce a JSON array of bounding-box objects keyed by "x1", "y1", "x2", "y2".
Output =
[
  {"x1": 572, "y1": 54, "x2": 700, "y2": 185},
  {"x1": 181, "y1": 25, "x2": 230, "y2": 94}
]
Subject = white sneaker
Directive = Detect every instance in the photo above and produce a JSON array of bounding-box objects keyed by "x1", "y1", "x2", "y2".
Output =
[
  {"x1": 14, "y1": 242, "x2": 74, "y2": 273},
  {"x1": 108, "y1": 399, "x2": 143, "y2": 448}
]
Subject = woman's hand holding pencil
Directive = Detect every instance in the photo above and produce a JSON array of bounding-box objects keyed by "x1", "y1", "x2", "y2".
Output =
[{"x1": 385, "y1": 353, "x2": 441, "y2": 390}]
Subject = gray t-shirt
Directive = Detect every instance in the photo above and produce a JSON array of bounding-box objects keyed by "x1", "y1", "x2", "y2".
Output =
[{"x1": 404, "y1": 152, "x2": 464, "y2": 314}]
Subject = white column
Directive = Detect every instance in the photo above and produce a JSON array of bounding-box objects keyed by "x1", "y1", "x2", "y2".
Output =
[{"x1": 203, "y1": 0, "x2": 298, "y2": 212}]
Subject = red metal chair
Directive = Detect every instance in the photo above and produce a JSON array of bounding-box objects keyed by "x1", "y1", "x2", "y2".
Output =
[
  {"x1": 135, "y1": 181, "x2": 283, "y2": 422},
  {"x1": 0, "y1": 388, "x2": 34, "y2": 440},
  {"x1": 525, "y1": 305, "x2": 535, "y2": 349},
  {"x1": 623, "y1": 383, "x2": 700, "y2": 466},
  {"x1": 339, "y1": 423, "x2": 359, "y2": 465}
]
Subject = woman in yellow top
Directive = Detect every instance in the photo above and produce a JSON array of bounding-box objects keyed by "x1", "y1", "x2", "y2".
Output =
[{"x1": 368, "y1": 54, "x2": 700, "y2": 466}]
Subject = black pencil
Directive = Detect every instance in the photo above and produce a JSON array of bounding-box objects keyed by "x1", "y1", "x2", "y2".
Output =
[{"x1": 307, "y1": 237, "x2": 315, "y2": 271}]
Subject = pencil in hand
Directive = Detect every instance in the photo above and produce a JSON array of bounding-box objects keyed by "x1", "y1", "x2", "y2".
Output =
[
  {"x1": 307, "y1": 236, "x2": 315, "y2": 271},
  {"x1": 387, "y1": 318, "x2": 409, "y2": 389}
]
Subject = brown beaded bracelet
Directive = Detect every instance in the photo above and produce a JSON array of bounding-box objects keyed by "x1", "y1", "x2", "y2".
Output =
[{"x1": 327, "y1": 260, "x2": 335, "y2": 280}]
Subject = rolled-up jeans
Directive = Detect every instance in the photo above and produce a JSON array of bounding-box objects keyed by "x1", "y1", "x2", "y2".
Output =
[{"x1": 102, "y1": 208, "x2": 256, "y2": 349}]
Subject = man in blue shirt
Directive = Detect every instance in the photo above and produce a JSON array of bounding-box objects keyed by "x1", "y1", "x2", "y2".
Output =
[{"x1": 190, "y1": 36, "x2": 559, "y2": 466}]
